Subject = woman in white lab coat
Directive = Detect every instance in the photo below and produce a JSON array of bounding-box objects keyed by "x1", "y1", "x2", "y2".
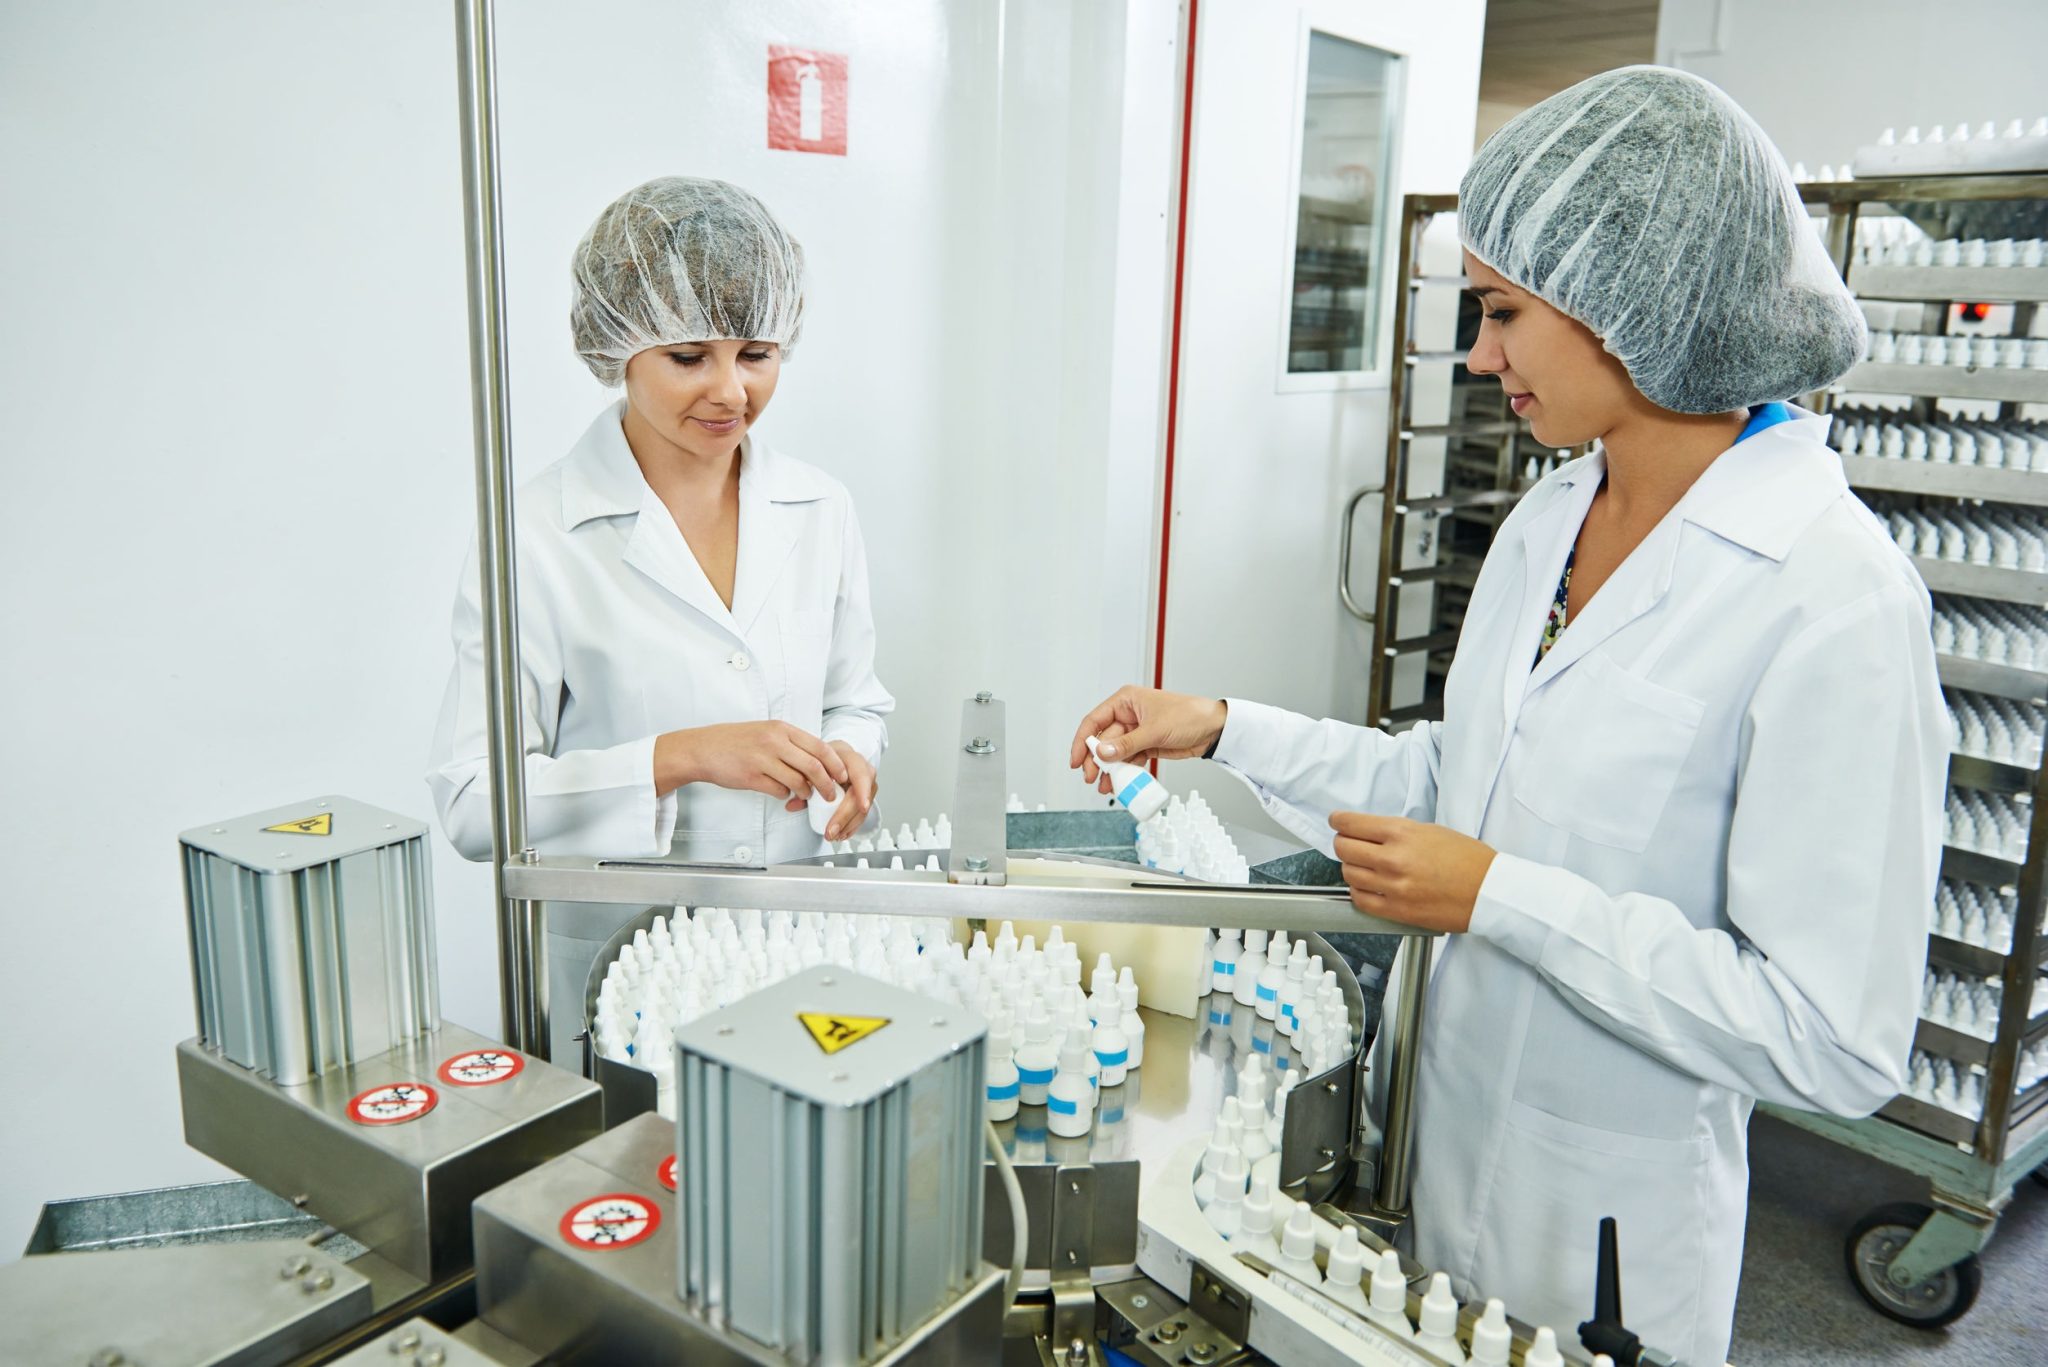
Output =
[
  {"x1": 1073, "y1": 69, "x2": 1944, "y2": 1365},
  {"x1": 429, "y1": 178, "x2": 894, "y2": 1056}
]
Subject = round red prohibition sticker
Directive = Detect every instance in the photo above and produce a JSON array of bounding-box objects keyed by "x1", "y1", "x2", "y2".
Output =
[
  {"x1": 436, "y1": 1049, "x2": 525, "y2": 1087},
  {"x1": 657, "y1": 1154, "x2": 678, "y2": 1191},
  {"x1": 346, "y1": 1081, "x2": 437, "y2": 1126},
  {"x1": 559, "y1": 1193, "x2": 661, "y2": 1250}
]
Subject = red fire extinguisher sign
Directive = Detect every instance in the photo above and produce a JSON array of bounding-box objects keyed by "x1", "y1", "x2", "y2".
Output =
[{"x1": 767, "y1": 46, "x2": 849, "y2": 156}]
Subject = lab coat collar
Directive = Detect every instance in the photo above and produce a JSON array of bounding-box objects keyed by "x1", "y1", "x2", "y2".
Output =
[
  {"x1": 560, "y1": 399, "x2": 832, "y2": 530},
  {"x1": 1669, "y1": 408, "x2": 1844, "y2": 562}
]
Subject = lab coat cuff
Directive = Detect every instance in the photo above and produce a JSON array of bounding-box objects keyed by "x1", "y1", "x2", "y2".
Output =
[
  {"x1": 820, "y1": 713, "x2": 886, "y2": 771},
  {"x1": 1468, "y1": 852, "x2": 1576, "y2": 965},
  {"x1": 1210, "y1": 698, "x2": 1292, "y2": 777}
]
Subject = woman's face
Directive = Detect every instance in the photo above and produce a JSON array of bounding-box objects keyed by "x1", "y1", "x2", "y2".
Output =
[
  {"x1": 1462, "y1": 251, "x2": 1644, "y2": 449},
  {"x1": 622, "y1": 339, "x2": 782, "y2": 463}
]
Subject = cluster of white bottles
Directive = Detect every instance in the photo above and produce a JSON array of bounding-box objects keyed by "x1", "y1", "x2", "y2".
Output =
[
  {"x1": 1866, "y1": 329, "x2": 2048, "y2": 371},
  {"x1": 1855, "y1": 214, "x2": 2048, "y2": 271},
  {"x1": 1137, "y1": 791, "x2": 1250, "y2": 882},
  {"x1": 826, "y1": 811, "x2": 951, "y2": 860},
  {"x1": 593, "y1": 907, "x2": 957, "y2": 1118},
  {"x1": 1945, "y1": 786, "x2": 2032, "y2": 861},
  {"x1": 1789, "y1": 162, "x2": 1854, "y2": 183},
  {"x1": 1946, "y1": 691, "x2": 2047, "y2": 766},
  {"x1": 1884, "y1": 504, "x2": 2048, "y2": 572},
  {"x1": 1906, "y1": 1050, "x2": 1989, "y2": 1119},
  {"x1": 1833, "y1": 409, "x2": 2048, "y2": 472},
  {"x1": 1932, "y1": 598, "x2": 2048, "y2": 669},
  {"x1": 1868, "y1": 118, "x2": 2048, "y2": 171},
  {"x1": 1922, "y1": 966, "x2": 2014, "y2": 1041},
  {"x1": 1004, "y1": 794, "x2": 1050, "y2": 813},
  {"x1": 976, "y1": 923, "x2": 1145, "y2": 1138},
  {"x1": 1931, "y1": 878, "x2": 2018, "y2": 952},
  {"x1": 2015, "y1": 1040, "x2": 2048, "y2": 1092},
  {"x1": 1209, "y1": 929, "x2": 1357, "y2": 1072}
]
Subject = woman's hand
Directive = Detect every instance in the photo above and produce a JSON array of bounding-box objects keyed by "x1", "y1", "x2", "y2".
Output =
[
  {"x1": 822, "y1": 741, "x2": 878, "y2": 842},
  {"x1": 1330, "y1": 812, "x2": 1497, "y2": 933},
  {"x1": 1069, "y1": 686, "x2": 1229, "y2": 795},
  {"x1": 655, "y1": 721, "x2": 849, "y2": 804}
]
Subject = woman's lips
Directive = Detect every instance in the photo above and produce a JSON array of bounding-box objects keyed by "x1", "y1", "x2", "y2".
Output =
[
  {"x1": 694, "y1": 415, "x2": 742, "y2": 434},
  {"x1": 1509, "y1": 393, "x2": 1534, "y2": 415}
]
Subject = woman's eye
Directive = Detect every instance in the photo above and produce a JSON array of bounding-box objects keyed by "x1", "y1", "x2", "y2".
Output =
[
  {"x1": 742, "y1": 350, "x2": 772, "y2": 363},
  {"x1": 668, "y1": 352, "x2": 704, "y2": 367},
  {"x1": 1486, "y1": 310, "x2": 1514, "y2": 324}
]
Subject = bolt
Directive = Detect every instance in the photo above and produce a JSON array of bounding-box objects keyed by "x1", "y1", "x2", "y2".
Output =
[
  {"x1": 1325, "y1": 1081, "x2": 1339, "y2": 1095},
  {"x1": 1068, "y1": 1249, "x2": 1079, "y2": 1265},
  {"x1": 966, "y1": 736, "x2": 996, "y2": 755},
  {"x1": 975, "y1": 691, "x2": 994, "y2": 704},
  {"x1": 1130, "y1": 1293, "x2": 1149, "y2": 1310},
  {"x1": 1070, "y1": 1180, "x2": 1081, "y2": 1194},
  {"x1": 395, "y1": 1331, "x2": 422, "y2": 1352},
  {"x1": 1067, "y1": 1338, "x2": 1088, "y2": 1365},
  {"x1": 1188, "y1": 1342, "x2": 1220, "y2": 1365},
  {"x1": 965, "y1": 856, "x2": 990, "y2": 872},
  {"x1": 280, "y1": 1254, "x2": 311, "y2": 1279},
  {"x1": 521, "y1": 846, "x2": 539, "y2": 864},
  {"x1": 302, "y1": 1270, "x2": 334, "y2": 1293},
  {"x1": 421, "y1": 1350, "x2": 446, "y2": 1367},
  {"x1": 1156, "y1": 1321, "x2": 1183, "y2": 1344}
]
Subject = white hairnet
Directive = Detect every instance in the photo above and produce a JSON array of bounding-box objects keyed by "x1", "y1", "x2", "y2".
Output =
[
  {"x1": 570, "y1": 177, "x2": 805, "y2": 386},
  {"x1": 1459, "y1": 66, "x2": 1865, "y2": 415}
]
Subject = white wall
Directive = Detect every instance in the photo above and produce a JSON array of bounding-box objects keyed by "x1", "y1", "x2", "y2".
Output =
[
  {"x1": 1657, "y1": 0, "x2": 2048, "y2": 170},
  {"x1": 0, "y1": 0, "x2": 1178, "y2": 1253}
]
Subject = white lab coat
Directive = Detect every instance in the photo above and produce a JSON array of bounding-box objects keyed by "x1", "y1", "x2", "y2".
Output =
[
  {"x1": 427, "y1": 402, "x2": 894, "y2": 1052},
  {"x1": 1215, "y1": 410, "x2": 1943, "y2": 1367}
]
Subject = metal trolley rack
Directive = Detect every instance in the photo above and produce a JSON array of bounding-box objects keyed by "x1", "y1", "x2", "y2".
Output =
[{"x1": 1367, "y1": 175, "x2": 2048, "y2": 1332}]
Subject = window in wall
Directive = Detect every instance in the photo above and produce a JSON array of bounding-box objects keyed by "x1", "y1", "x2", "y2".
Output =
[{"x1": 1287, "y1": 33, "x2": 1401, "y2": 374}]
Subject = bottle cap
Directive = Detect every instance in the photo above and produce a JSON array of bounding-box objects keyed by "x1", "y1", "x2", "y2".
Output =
[
  {"x1": 1470, "y1": 1297, "x2": 1511, "y2": 1363},
  {"x1": 1280, "y1": 1203, "x2": 1319, "y2": 1260},
  {"x1": 1326, "y1": 1226, "x2": 1367, "y2": 1288},
  {"x1": 1240, "y1": 1176, "x2": 1276, "y2": 1233},
  {"x1": 1369, "y1": 1248, "x2": 1409, "y2": 1314},
  {"x1": 1419, "y1": 1272, "x2": 1459, "y2": 1337},
  {"x1": 1524, "y1": 1326, "x2": 1564, "y2": 1367}
]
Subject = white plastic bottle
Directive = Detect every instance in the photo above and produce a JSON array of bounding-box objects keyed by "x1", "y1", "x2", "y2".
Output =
[
  {"x1": 1233, "y1": 1176, "x2": 1285, "y2": 1265},
  {"x1": 1320, "y1": 1226, "x2": 1371, "y2": 1315},
  {"x1": 1276, "y1": 941, "x2": 1310, "y2": 1036},
  {"x1": 1117, "y1": 969, "x2": 1146, "y2": 1068},
  {"x1": 1522, "y1": 1327, "x2": 1565, "y2": 1367},
  {"x1": 1211, "y1": 928, "x2": 1242, "y2": 994},
  {"x1": 1367, "y1": 1248, "x2": 1415, "y2": 1341},
  {"x1": 1234, "y1": 929, "x2": 1267, "y2": 1005},
  {"x1": 1414, "y1": 1272, "x2": 1469, "y2": 1364},
  {"x1": 1092, "y1": 1005, "x2": 1131, "y2": 1087},
  {"x1": 1468, "y1": 1298, "x2": 1511, "y2": 1366},
  {"x1": 1202, "y1": 1148, "x2": 1249, "y2": 1239},
  {"x1": 1254, "y1": 933, "x2": 1289, "y2": 1022},
  {"x1": 1014, "y1": 1002, "x2": 1059, "y2": 1107},
  {"x1": 985, "y1": 1015, "x2": 1020, "y2": 1122},
  {"x1": 1193, "y1": 1098, "x2": 1246, "y2": 1208},
  {"x1": 1086, "y1": 735, "x2": 1170, "y2": 821},
  {"x1": 1047, "y1": 1026, "x2": 1098, "y2": 1139},
  {"x1": 1273, "y1": 1204, "x2": 1324, "y2": 1288}
]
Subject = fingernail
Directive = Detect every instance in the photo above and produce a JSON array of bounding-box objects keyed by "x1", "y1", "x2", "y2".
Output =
[{"x1": 1099, "y1": 743, "x2": 1118, "y2": 758}]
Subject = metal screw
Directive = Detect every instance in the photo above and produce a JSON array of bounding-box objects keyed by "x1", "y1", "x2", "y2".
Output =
[
  {"x1": 1325, "y1": 1081, "x2": 1339, "y2": 1095},
  {"x1": 280, "y1": 1254, "x2": 312, "y2": 1279},
  {"x1": 301, "y1": 1270, "x2": 334, "y2": 1293},
  {"x1": 966, "y1": 736, "x2": 996, "y2": 755},
  {"x1": 1188, "y1": 1342, "x2": 1220, "y2": 1365},
  {"x1": 965, "y1": 856, "x2": 990, "y2": 872},
  {"x1": 395, "y1": 1330, "x2": 422, "y2": 1352},
  {"x1": 1156, "y1": 1321, "x2": 1183, "y2": 1344},
  {"x1": 1067, "y1": 1338, "x2": 1088, "y2": 1365},
  {"x1": 1070, "y1": 1180, "x2": 1081, "y2": 1194},
  {"x1": 1130, "y1": 1293, "x2": 1149, "y2": 1310},
  {"x1": 421, "y1": 1350, "x2": 446, "y2": 1367},
  {"x1": 975, "y1": 691, "x2": 993, "y2": 704},
  {"x1": 521, "y1": 846, "x2": 539, "y2": 864},
  {"x1": 1067, "y1": 1249, "x2": 1079, "y2": 1265}
]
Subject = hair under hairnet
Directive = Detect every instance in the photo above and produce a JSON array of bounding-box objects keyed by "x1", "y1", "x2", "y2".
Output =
[
  {"x1": 1459, "y1": 66, "x2": 1865, "y2": 415},
  {"x1": 570, "y1": 177, "x2": 805, "y2": 386}
]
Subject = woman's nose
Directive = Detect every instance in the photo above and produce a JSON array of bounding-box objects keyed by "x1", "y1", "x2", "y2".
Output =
[
  {"x1": 708, "y1": 359, "x2": 748, "y2": 407},
  {"x1": 1466, "y1": 327, "x2": 1505, "y2": 377}
]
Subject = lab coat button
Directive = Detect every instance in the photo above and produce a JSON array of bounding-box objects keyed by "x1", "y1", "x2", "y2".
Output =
[
  {"x1": 733, "y1": 845, "x2": 754, "y2": 863},
  {"x1": 730, "y1": 652, "x2": 751, "y2": 671}
]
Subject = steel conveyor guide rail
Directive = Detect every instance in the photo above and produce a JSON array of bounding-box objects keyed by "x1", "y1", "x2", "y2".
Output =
[{"x1": 1368, "y1": 175, "x2": 2048, "y2": 1334}]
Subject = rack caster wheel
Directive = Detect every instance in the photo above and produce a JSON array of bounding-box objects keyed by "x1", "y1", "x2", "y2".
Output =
[{"x1": 1844, "y1": 1202, "x2": 1981, "y2": 1328}]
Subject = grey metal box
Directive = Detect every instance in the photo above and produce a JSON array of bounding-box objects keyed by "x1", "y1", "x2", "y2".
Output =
[
  {"x1": 675, "y1": 967, "x2": 986, "y2": 1364},
  {"x1": 178, "y1": 1021, "x2": 601, "y2": 1283},
  {"x1": 182, "y1": 795, "x2": 438, "y2": 1085}
]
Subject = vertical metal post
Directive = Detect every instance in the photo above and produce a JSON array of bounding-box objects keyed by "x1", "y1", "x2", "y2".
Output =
[
  {"x1": 454, "y1": 0, "x2": 546, "y2": 1055},
  {"x1": 1374, "y1": 937, "x2": 1433, "y2": 1214}
]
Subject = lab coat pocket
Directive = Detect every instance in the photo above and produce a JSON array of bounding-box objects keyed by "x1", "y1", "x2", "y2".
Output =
[
  {"x1": 1516, "y1": 654, "x2": 1704, "y2": 853},
  {"x1": 780, "y1": 607, "x2": 832, "y2": 732}
]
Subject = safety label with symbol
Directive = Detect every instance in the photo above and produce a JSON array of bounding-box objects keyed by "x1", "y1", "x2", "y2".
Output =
[
  {"x1": 436, "y1": 1049, "x2": 525, "y2": 1087},
  {"x1": 346, "y1": 1082, "x2": 437, "y2": 1126},
  {"x1": 559, "y1": 1194, "x2": 661, "y2": 1251},
  {"x1": 264, "y1": 812, "x2": 332, "y2": 837},
  {"x1": 658, "y1": 1154, "x2": 678, "y2": 1191},
  {"x1": 797, "y1": 1011, "x2": 890, "y2": 1055}
]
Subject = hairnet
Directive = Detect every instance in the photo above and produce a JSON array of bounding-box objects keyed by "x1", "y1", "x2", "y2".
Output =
[
  {"x1": 570, "y1": 177, "x2": 805, "y2": 386},
  {"x1": 1459, "y1": 66, "x2": 1865, "y2": 415}
]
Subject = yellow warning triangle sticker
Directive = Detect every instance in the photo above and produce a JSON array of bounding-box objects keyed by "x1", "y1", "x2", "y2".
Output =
[
  {"x1": 264, "y1": 812, "x2": 332, "y2": 837},
  {"x1": 798, "y1": 1012, "x2": 891, "y2": 1055}
]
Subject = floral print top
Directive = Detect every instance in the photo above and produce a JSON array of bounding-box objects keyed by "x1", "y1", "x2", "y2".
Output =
[{"x1": 1535, "y1": 547, "x2": 1576, "y2": 666}]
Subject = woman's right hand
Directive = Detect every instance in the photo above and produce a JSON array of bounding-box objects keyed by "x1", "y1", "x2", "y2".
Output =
[
  {"x1": 655, "y1": 722, "x2": 850, "y2": 805},
  {"x1": 1069, "y1": 687, "x2": 1228, "y2": 794}
]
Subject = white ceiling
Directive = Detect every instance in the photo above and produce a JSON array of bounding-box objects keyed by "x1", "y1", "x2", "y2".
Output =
[{"x1": 1475, "y1": 0, "x2": 1660, "y2": 147}]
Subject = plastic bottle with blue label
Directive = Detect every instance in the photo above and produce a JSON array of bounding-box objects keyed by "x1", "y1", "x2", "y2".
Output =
[
  {"x1": 1047, "y1": 1025, "x2": 1097, "y2": 1139},
  {"x1": 985, "y1": 1013, "x2": 1020, "y2": 1121},
  {"x1": 1117, "y1": 969, "x2": 1146, "y2": 1068},
  {"x1": 1091, "y1": 997, "x2": 1130, "y2": 1087},
  {"x1": 1086, "y1": 735, "x2": 1170, "y2": 822},
  {"x1": 1211, "y1": 928, "x2": 1241, "y2": 994},
  {"x1": 1015, "y1": 1001, "x2": 1059, "y2": 1107},
  {"x1": 1277, "y1": 941, "x2": 1310, "y2": 1037},
  {"x1": 1255, "y1": 932, "x2": 1289, "y2": 1022}
]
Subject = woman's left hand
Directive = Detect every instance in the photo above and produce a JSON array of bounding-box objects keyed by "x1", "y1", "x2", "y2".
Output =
[
  {"x1": 811, "y1": 741, "x2": 878, "y2": 842},
  {"x1": 1330, "y1": 812, "x2": 1497, "y2": 933}
]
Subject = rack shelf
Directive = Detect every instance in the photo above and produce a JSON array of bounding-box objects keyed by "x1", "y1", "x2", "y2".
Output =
[
  {"x1": 1950, "y1": 752, "x2": 2039, "y2": 795},
  {"x1": 1841, "y1": 454, "x2": 2048, "y2": 508},
  {"x1": 1879, "y1": 1094, "x2": 1980, "y2": 1147},
  {"x1": 1942, "y1": 845, "x2": 2028, "y2": 883},
  {"x1": 1937, "y1": 654, "x2": 2048, "y2": 702},
  {"x1": 1849, "y1": 264, "x2": 2048, "y2": 304},
  {"x1": 1912, "y1": 557, "x2": 2048, "y2": 607},
  {"x1": 1838, "y1": 361, "x2": 2048, "y2": 405},
  {"x1": 1927, "y1": 934, "x2": 2015, "y2": 977},
  {"x1": 1917, "y1": 1018, "x2": 1994, "y2": 1066}
]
